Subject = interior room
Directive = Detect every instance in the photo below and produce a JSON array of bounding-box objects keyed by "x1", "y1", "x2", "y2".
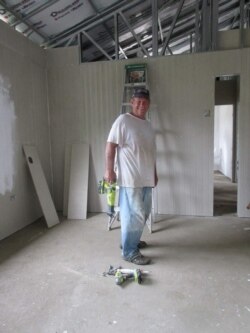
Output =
[{"x1": 0, "y1": 1, "x2": 250, "y2": 332}]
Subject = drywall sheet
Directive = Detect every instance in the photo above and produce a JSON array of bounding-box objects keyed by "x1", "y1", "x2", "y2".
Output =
[
  {"x1": 63, "y1": 143, "x2": 71, "y2": 216},
  {"x1": 23, "y1": 145, "x2": 60, "y2": 228},
  {"x1": 67, "y1": 143, "x2": 89, "y2": 219}
]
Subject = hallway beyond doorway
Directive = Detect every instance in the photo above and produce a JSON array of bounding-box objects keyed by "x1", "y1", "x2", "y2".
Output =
[{"x1": 214, "y1": 170, "x2": 237, "y2": 216}]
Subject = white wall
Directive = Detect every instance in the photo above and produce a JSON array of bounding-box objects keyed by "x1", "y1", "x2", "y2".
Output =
[
  {"x1": 46, "y1": 50, "x2": 123, "y2": 213},
  {"x1": 46, "y1": 47, "x2": 250, "y2": 218},
  {"x1": 237, "y1": 49, "x2": 250, "y2": 215},
  {"x1": 0, "y1": 21, "x2": 51, "y2": 239}
]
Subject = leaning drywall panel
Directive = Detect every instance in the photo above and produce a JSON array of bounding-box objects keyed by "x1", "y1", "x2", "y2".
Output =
[
  {"x1": 23, "y1": 145, "x2": 59, "y2": 227},
  {"x1": 67, "y1": 143, "x2": 89, "y2": 219},
  {"x1": 0, "y1": 21, "x2": 51, "y2": 239},
  {"x1": 63, "y1": 143, "x2": 71, "y2": 216}
]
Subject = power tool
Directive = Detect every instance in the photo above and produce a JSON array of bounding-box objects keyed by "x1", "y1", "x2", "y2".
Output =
[
  {"x1": 115, "y1": 268, "x2": 142, "y2": 285},
  {"x1": 98, "y1": 179, "x2": 116, "y2": 216},
  {"x1": 103, "y1": 265, "x2": 149, "y2": 286}
]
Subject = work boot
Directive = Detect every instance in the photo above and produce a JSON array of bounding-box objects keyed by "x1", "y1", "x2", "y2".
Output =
[
  {"x1": 124, "y1": 251, "x2": 151, "y2": 265},
  {"x1": 137, "y1": 240, "x2": 147, "y2": 249},
  {"x1": 120, "y1": 240, "x2": 148, "y2": 250}
]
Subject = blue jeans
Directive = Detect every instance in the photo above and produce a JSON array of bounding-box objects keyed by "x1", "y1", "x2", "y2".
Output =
[{"x1": 119, "y1": 187, "x2": 152, "y2": 259}]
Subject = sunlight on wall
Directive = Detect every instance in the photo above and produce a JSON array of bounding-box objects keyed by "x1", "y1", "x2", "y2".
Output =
[{"x1": 0, "y1": 74, "x2": 16, "y2": 195}]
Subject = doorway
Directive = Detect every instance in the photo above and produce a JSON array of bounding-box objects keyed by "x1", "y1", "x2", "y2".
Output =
[{"x1": 213, "y1": 75, "x2": 239, "y2": 216}]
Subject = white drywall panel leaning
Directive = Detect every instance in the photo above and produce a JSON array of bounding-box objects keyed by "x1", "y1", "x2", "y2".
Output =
[
  {"x1": 67, "y1": 143, "x2": 89, "y2": 219},
  {"x1": 23, "y1": 145, "x2": 60, "y2": 228},
  {"x1": 63, "y1": 143, "x2": 71, "y2": 217}
]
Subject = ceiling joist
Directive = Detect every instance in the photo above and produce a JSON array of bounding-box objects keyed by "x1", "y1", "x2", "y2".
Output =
[{"x1": 0, "y1": 0, "x2": 249, "y2": 62}]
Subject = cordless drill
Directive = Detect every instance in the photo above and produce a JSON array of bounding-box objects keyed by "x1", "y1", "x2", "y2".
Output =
[{"x1": 98, "y1": 179, "x2": 116, "y2": 216}]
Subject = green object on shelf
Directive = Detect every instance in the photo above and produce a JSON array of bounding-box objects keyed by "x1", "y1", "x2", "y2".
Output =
[
  {"x1": 125, "y1": 64, "x2": 147, "y2": 83},
  {"x1": 125, "y1": 63, "x2": 147, "y2": 69},
  {"x1": 121, "y1": 63, "x2": 148, "y2": 114}
]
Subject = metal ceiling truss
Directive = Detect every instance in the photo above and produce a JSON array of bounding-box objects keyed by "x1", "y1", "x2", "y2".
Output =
[
  {"x1": 77, "y1": 0, "x2": 250, "y2": 62},
  {"x1": 160, "y1": 0, "x2": 185, "y2": 56},
  {"x1": 1, "y1": 0, "x2": 250, "y2": 62},
  {"x1": 79, "y1": 0, "x2": 189, "y2": 61}
]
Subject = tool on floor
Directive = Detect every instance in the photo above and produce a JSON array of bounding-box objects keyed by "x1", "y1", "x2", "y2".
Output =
[
  {"x1": 115, "y1": 268, "x2": 142, "y2": 285},
  {"x1": 98, "y1": 179, "x2": 117, "y2": 216},
  {"x1": 103, "y1": 265, "x2": 149, "y2": 286}
]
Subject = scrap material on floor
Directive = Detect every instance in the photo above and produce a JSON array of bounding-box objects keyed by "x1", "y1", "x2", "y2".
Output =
[{"x1": 0, "y1": 212, "x2": 250, "y2": 333}]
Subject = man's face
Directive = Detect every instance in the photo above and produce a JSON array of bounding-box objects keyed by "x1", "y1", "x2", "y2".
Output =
[{"x1": 131, "y1": 97, "x2": 150, "y2": 119}]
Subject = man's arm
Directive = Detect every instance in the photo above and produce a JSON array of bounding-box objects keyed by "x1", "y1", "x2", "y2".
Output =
[{"x1": 104, "y1": 142, "x2": 118, "y2": 183}]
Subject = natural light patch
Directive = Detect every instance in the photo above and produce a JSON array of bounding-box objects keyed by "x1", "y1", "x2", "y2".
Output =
[{"x1": 0, "y1": 74, "x2": 16, "y2": 195}]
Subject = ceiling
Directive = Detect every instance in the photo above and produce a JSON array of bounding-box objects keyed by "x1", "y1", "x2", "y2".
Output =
[{"x1": 0, "y1": 0, "x2": 250, "y2": 62}]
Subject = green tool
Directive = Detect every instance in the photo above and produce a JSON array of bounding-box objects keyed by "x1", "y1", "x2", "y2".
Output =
[
  {"x1": 115, "y1": 268, "x2": 142, "y2": 285},
  {"x1": 104, "y1": 266, "x2": 149, "y2": 286},
  {"x1": 98, "y1": 179, "x2": 116, "y2": 216}
]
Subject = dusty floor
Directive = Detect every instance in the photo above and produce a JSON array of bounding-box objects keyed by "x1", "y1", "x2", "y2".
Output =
[
  {"x1": 0, "y1": 174, "x2": 250, "y2": 333},
  {"x1": 0, "y1": 213, "x2": 250, "y2": 333}
]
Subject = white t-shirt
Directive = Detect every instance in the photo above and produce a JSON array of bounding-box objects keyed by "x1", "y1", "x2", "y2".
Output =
[{"x1": 107, "y1": 113, "x2": 156, "y2": 188}]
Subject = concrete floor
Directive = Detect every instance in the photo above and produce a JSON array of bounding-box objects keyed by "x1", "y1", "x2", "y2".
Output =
[{"x1": 0, "y1": 176, "x2": 250, "y2": 333}]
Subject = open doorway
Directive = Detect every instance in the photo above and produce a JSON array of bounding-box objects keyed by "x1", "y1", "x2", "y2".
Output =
[{"x1": 213, "y1": 75, "x2": 239, "y2": 216}]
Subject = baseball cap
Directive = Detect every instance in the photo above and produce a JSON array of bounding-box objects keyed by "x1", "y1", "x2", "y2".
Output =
[{"x1": 132, "y1": 88, "x2": 150, "y2": 99}]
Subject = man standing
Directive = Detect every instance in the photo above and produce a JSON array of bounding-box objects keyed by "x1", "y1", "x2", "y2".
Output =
[{"x1": 104, "y1": 88, "x2": 158, "y2": 265}]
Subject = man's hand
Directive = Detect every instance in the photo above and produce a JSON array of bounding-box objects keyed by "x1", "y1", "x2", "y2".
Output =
[{"x1": 104, "y1": 170, "x2": 117, "y2": 184}]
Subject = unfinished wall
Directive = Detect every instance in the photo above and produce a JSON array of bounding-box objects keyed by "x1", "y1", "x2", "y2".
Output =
[
  {"x1": 1, "y1": 23, "x2": 249, "y2": 241},
  {"x1": 149, "y1": 51, "x2": 241, "y2": 216},
  {"x1": 238, "y1": 48, "x2": 250, "y2": 216},
  {"x1": 218, "y1": 29, "x2": 250, "y2": 50},
  {"x1": 46, "y1": 46, "x2": 250, "y2": 218},
  {"x1": 46, "y1": 47, "x2": 123, "y2": 213},
  {"x1": 0, "y1": 21, "x2": 51, "y2": 239}
]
